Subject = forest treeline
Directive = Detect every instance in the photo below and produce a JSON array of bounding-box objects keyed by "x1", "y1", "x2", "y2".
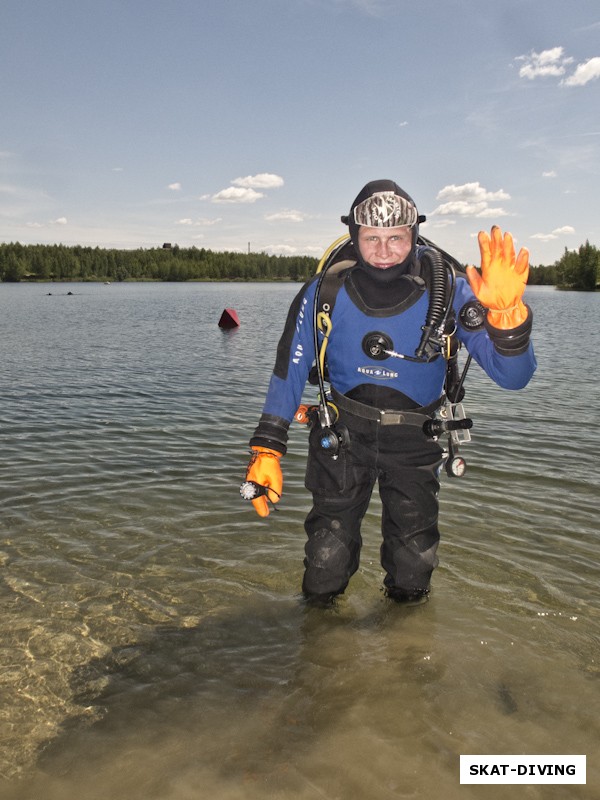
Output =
[
  {"x1": 0, "y1": 240, "x2": 598, "y2": 289},
  {"x1": 0, "y1": 242, "x2": 319, "y2": 283}
]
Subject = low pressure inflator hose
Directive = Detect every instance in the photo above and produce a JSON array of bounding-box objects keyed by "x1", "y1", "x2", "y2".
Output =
[{"x1": 415, "y1": 248, "x2": 449, "y2": 359}]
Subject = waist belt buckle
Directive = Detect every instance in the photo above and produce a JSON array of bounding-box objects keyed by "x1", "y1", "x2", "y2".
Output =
[{"x1": 380, "y1": 410, "x2": 405, "y2": 426}]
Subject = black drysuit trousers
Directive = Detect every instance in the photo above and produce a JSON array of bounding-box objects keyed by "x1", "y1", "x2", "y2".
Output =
[{"x1": 302, "y1": 413, "x2": 444, "y2": 600}]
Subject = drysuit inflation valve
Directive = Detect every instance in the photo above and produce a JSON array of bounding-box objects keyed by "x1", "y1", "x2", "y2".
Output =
[{"x1": 362, "y1": 332, "x2": 393, "y2": 360}]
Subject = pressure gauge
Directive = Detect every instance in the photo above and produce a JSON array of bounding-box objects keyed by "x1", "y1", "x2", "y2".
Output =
[{"x1": 446, "y1": 456, "x2": 467, "y2": 478}]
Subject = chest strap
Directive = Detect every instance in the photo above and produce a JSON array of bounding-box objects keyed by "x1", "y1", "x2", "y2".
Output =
[{"x1": 330, "y1": 387, "x2": 443, "y2": 427}]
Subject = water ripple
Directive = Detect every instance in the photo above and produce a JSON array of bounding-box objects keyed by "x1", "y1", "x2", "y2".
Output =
[{"x1": 0, "y1": 283, "x2": 598, "y2": 796}]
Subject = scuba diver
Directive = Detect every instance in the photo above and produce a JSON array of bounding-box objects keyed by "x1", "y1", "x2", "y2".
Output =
[{"x1": 242, "y1": 179, "x2": 536, "y2": 605}]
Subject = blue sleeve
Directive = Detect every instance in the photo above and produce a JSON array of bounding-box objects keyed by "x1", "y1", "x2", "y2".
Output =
[
  {"x1": 454, "y1": 276, "x2": 537, "y2": 390},
  {"x1": 261, "y1": 278, "x2": 318, "y2": 422}
]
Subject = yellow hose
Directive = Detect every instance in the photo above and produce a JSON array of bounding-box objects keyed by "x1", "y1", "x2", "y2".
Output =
[{"x1": 316, "y1": 234, "x2": 351, "y2": 274}]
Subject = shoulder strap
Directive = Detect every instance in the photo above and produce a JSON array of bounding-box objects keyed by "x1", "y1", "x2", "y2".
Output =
[
  {"x1": 317, "y1": 258, "x2": 355, "y2": 317},
  {"x1": 316, "y1": 236, "x2": 357, "y2": 318}
]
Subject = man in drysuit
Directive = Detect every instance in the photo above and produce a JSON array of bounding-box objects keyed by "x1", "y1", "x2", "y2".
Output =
[{"x1": 244, "y1": 179, "x2": 536, "y2": 605}]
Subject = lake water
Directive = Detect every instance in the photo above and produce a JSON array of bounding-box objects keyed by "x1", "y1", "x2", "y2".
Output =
[{"x1": 0, "y1": 281, "x2": 598, "y2": 799}]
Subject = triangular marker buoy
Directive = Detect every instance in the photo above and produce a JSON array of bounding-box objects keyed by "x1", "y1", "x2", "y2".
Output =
[{"x1": 218, "y1": 308, "x2": 240, "y2": 328}]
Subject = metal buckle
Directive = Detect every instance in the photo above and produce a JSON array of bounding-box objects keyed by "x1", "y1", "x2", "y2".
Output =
[{"x1": 380, "y1": 411, "x2": 405, "y2": 426}]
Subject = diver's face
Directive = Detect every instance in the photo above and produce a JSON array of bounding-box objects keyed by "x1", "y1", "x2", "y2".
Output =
[{"x1": 357, "y1": 226, "x2": 412, "y2": 269}]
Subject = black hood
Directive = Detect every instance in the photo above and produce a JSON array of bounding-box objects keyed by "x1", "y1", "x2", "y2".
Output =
[{"x1": 343, "y1": 179, "x2": 422, "y2": 272}]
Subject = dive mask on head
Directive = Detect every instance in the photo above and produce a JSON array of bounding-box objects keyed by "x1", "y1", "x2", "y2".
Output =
[{"x1": 352, "y1": 191, "x2": 418, "y2": 229}]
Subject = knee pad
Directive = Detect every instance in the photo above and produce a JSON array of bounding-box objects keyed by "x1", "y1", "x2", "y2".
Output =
[
  {"x1": 383, "y1": 536, "x2": 439, "y2": 594},
  {"x1": 303, "y1": 525, "x2": 359, "y2": 596},
  {"x1": 415, "y1": 541, "x2": 439, "y2": 571}
]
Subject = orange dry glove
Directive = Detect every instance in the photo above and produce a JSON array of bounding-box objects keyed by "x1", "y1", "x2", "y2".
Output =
[
  {"x1": 466, "y1": 226, "x2": 530, "y2": 330},
  {"x1": 245, "y1": 446, "x2": 283, "y2": 518}
]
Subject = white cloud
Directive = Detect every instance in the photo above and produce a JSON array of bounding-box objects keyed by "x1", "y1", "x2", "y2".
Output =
[
  {"x1": 426, "y1": 218, "x2": 457, "y2": 229},
  {"x1": 473, "y1": 206, "x2": 508, "y2": 219},
  {"x1": 542, "y1": 170, "x2": 557, "y2": 178},
  {"x1": 209, "y1": 172, "x2": 283, "y2": 205},
  {"x1": 265, "y1": 209, "x2": 308, "y2": 222},
  {"x1": 516, "y1": 47, "x2": 600, "y2": 88},
  {"x1": 25, "y1": 217, "x2": 68, "y2": 228},
  {"x1": 431, "y1": 182, "x2": 510, "y2": 218},
  {"x1": 211, "y1": 187, "x2": 264, "y2": 204},
  {"x1": 561, "y1": 56, "x2": 600, "y2": 87},
  {"x1": 231, "y1": 173, "x2": 284, "y2": 189},
  {"x1": 341, "y1": 0, "x2": 389, "y2": 16},
  {"x1": 432, "y1": 200, "x2": 488, "y2": 217},
  {"x1": 304, "y1": 245, "x2": 327, "y2": 255},
  {"x1": 531, "y1": 225, "x2": 575, "y2": 241},
  {"x1": 516, "y1": 47, "x2": 573, "y2": 79},
  {"x1": 168, "y1": 182, "x2": 182, "y2": 191},
  {"x1": 263, "y1": 244, "x2": 298, "y2": 255},
  {"x1": 574, "y1": 21, "x2": 600, "y2": 33},
  {"x1": 436, "y1": 182, "x2": 510, "y2": 203},
  {"x1": 176, "y1": 216, "x2": 222, "y2": 226}
]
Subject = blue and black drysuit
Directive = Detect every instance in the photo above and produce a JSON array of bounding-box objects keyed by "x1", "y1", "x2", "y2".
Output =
[{"x1": 251, "y1": 240, "x2": 537, "y2": 603}]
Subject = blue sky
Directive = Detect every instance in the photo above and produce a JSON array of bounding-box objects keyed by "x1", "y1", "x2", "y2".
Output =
[{"x1": 1, "y1": 0, "x2": 599, "y2": 266}]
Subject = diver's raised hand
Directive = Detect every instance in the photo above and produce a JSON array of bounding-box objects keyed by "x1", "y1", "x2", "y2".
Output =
[{"x1": 466, "y1": 226, "x2": 530, "y2": 330}]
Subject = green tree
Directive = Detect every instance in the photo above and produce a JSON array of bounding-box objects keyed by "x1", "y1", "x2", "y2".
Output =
[
  {"x1": 577, "y1": 241, "x2": 599, "y2": 291},
  {"x1": 3, "y1": 252, "x2": 26, "y2": 281},
  {"x1": 555, "y1": 242, "x2": 599, "y2": 291}
]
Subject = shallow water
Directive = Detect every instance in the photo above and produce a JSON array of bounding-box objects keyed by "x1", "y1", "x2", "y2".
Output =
[{"x1": 0, "y1": 282, "x2": 598, "y2": 799}]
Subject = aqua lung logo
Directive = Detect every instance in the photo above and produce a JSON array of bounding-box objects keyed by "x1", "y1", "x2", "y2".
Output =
[
  {"x1": 292, "y1": 298, "x2": 309, "y2": 365},
  {"x1": 296, "y1": 297, "x2": 308, "y2": 332},
  {"x1": 292, "y1": 343, "x2": 304, "y2": 365},
  {"x1": 358, "y1": 366, "x2": 398, "y2": 380}
]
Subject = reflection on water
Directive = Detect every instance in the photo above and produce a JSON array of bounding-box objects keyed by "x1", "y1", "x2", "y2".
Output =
[
  {"x1": 0, "y1": 283, "x2": 598, "y2": 799},
  {"x1": 3, "y1": 596, "x2": 598, "y2": 800}
]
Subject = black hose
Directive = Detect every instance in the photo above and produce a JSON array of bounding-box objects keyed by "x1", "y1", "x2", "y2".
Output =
[
  {"x1": 415, "y1": 248, "x2": 452, "y2": 359},
  {"x1": 312, "y1": 238, "x2": 349, "y2": 427},
  {"x1": 449, "y1": 353, "x2": 472, "y2": 404}
]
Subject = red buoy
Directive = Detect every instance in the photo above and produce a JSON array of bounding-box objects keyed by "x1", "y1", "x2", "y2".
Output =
[{"x1": 218, "y1": 308, "x2": 240, "y2": 329}]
